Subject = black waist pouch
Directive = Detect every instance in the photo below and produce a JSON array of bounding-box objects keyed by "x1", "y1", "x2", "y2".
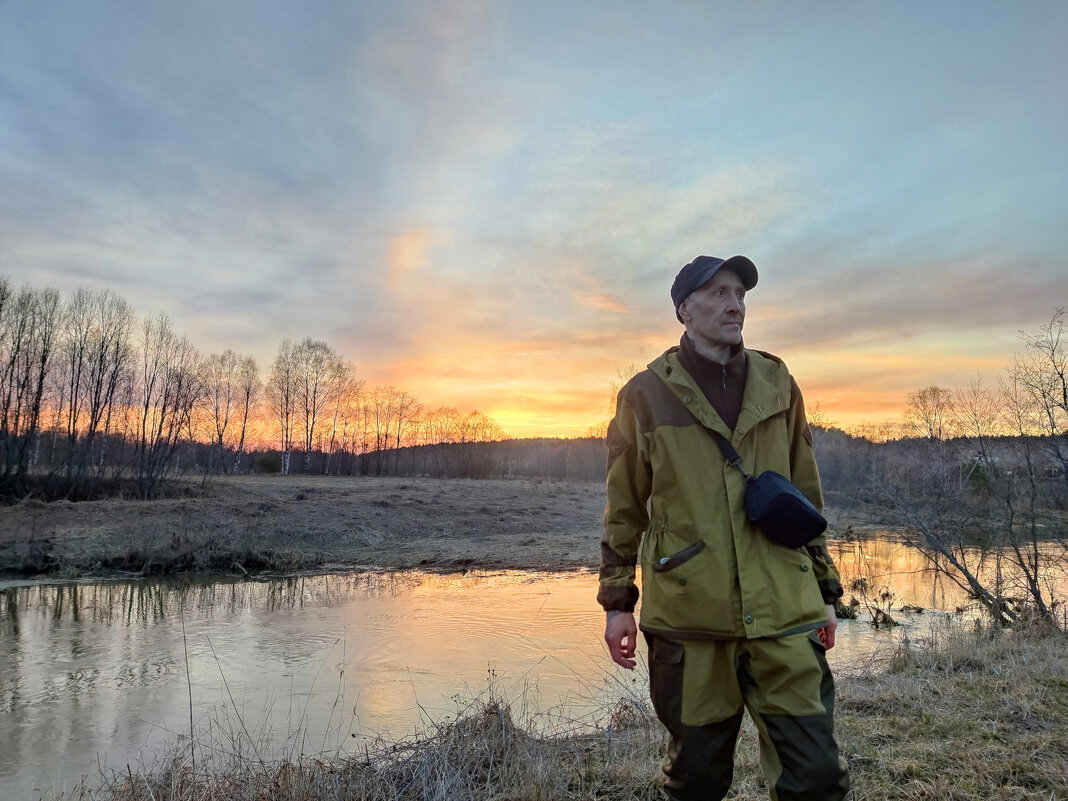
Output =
[
  {"x1": 713, "y1": 432, "x2": 827, "y2": 548},
  {"x1": 744, "y1": 470, "x2": 827, "y2": 547}
]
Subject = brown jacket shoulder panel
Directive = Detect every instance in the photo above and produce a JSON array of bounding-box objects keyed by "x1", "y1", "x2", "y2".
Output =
[{"x1": 618, "y1": 367, "x2": 697, "y2": 432}]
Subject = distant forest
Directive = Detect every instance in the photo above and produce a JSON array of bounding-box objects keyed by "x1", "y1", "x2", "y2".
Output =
[{"x1": 0, "y1": 277, "x2": 526, "y2": 498}]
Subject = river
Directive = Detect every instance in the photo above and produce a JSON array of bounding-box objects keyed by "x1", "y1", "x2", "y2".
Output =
[{"x1": 0, "y1": 537, "x2": 1016, "y2": 799}]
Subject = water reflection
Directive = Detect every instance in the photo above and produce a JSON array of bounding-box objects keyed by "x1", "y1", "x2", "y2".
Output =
[
  {"x1": 1, "y1": 570, "x2": 616, "y2": 798},
  {"x1": 2, "y1": 536, "x2": 1058, "y2": 798}
]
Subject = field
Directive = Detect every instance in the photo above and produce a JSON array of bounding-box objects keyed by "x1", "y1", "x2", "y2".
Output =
[{"x1": 0, "y1": 474, "x2": 608, "y2": 578}]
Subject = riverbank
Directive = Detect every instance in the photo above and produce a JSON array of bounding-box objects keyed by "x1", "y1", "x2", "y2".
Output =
[
  {"x1": 0, "y1": 474, "x2": 881, "y2": 580},
  {"x1": 0, "y1": 475, "x2": 607, "y2": 578},
  {"x1": 51, "y1": 623, "x2": 1068, "y2": 801}
]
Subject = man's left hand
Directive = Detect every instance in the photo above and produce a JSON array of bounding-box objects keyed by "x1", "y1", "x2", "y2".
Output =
[{"x1": 824, "y1": 604, "x2": 838, "y2": 649}]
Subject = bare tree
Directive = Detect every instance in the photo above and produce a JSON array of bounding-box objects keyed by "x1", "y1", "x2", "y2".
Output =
[
  {"x1": 322, "y1": 362, "x2": 362, "y2": 475},
  {"x1": 588, "y1": 363, "x2": 640, "y2": 437},
  {"x1": 421, "y1": 406, "x2": 461, "y2": 474},
  {"x1": 904, "y1": 385, "x2": 956, "y2": 440},
  {"x1": 232, "y1": 356, "x2": 260, "y2": 474},
  {"x1": 807, "y1": 400, "x2": 836, "y2": 432},
  {"x1": 455, "y1": 410, "x2": 504, "y2": 477},
  {"x1": 199, "y1": 349, "x2": 262, "y2": 475},
  {"x1": 291, "y1": 338, "x2": 344, "y2": 473},
  {"x1": 132, "y1": 314, "x2": 204, "y2": 497},
  {"x1": 1011, "y1": 307, "x2": 1067, "y2": 482},
  {"x1": 202, "y1": 350, "x2": 240, "y2": 474},
  {"x1": 57, "y1": 288, "x2": 134, "y2": 487},
  {"x1": 368, "y1": 385, "x2": 400, "y2": 475},
  {"x1": 0, "y1": 283, "x2": 60, "y2": 492},
  {"x1": 953, "y1": 377, "x2": 1003, "y2": 490},
  {"x1": 266, "y1": 339, "x2": 297, "y2": 475},
  {"x1": 392, "y1": 389, "x2": 422, "y2": 474},
  {"x1": 994, "y1": 374, "x2": 1058, "y2": 622}
]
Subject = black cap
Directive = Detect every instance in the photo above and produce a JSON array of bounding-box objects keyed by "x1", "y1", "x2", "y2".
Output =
[{"x1": 670, "y1": 255, "x2": 758, "y2": 322}]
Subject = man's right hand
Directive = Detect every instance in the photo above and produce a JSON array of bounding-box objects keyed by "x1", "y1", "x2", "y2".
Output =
[{"x1": 605, "y1": 612, "x2": 638, "y2": 670}]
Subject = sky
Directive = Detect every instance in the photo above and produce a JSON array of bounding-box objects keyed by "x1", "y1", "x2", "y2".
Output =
[{"x1": 2, "y1": 1, "x2": 1066, "y2": 437}]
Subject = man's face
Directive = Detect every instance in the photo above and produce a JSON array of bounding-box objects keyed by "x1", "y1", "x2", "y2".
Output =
[{"x1": 678, "y1": 268, "x2": 746, "y2": 351}]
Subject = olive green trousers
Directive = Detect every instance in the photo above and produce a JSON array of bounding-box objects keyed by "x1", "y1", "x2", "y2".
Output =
[{"x1": 645, "y1": 631, "x2": 850, "y2": 801}]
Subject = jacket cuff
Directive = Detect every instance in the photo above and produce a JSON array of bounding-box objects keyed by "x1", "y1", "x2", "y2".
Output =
[{"x1": 597, "y1": 584, "x2": 638, "y2": 613}]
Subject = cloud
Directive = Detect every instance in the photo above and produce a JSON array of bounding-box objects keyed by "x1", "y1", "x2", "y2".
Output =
[
  {"x1": 574, "y1": 293, "x2": 627, "y2": 314},
  {"x1": 752, "y1": 256, "x2": 1068, "y2": 355}
]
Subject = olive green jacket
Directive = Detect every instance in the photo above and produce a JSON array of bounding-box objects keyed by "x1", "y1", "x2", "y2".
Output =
[{"x1": 597, "y1": 346, "x2": 843, "y2": 640}]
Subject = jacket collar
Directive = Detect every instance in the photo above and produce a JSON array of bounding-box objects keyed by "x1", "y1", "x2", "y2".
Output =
[{"x1": 650, "y1": 346, "x2": 792, "y2": 442}]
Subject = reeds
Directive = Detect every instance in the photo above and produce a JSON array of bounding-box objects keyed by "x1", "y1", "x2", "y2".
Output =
[{"x1": 53, "y1": 622, "x2": 1067, "y2": 801}]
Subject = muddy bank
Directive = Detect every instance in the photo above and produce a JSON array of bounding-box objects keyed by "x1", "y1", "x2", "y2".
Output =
[{"x1": 0, "y1": 475, "x2": 611, "y2": 579}]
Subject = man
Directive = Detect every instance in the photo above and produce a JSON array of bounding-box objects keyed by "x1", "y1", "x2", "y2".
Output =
[{"x1": 598, "y1": 255, "x2": 850, "y2": 801}]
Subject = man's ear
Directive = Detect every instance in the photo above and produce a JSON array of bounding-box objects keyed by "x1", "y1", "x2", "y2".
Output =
[{"x1": 677, "y1": 299, "x2": 691, "y2": 326}]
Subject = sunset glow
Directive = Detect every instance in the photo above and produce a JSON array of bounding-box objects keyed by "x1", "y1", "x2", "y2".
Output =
[{"x1": 3, "y1": 2, "x2": 1065, "y2": 439}]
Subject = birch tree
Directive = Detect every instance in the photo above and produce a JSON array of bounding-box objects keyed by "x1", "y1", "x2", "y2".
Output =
[
  {"x1": 266, "y1": 339, "x2": 297, "y2": 475},
  {"x1": 232, "y1": 355, "x2": 260, "y2": 474},
  {"x1": 292, "y1": 338, "x2": 343, "y2": 473},
  {"x1": 904, "y1": 385, "x2": 956, "y2": 440}
]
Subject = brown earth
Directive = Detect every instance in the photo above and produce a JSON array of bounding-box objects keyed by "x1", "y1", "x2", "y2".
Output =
[{"x1": 0, "y1": 475, "x2": 610, "y2": 579}]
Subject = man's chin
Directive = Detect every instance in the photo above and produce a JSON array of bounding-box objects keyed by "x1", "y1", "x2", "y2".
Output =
[{"x1": 722, "y1": 328, "x2": 742, "y2": 343}]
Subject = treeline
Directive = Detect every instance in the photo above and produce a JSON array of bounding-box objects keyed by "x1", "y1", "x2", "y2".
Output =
[
  {"x1": 352, "y1": 437, "x2": 607, "y2": 482},
  {"x1": 224, "y1": 437, "x2": 606, "y2": 482},
  {"x1": 0, "y1": 277, "x2": 515, "y2": 499}
]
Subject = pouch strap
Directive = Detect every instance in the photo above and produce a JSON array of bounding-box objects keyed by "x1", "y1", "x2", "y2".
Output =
[{"x1": 710, "y1": 431, "x2": 752, "y2": 481}]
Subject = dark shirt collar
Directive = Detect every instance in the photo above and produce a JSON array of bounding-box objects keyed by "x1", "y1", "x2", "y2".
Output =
[
  {"x1": 677, "y1": 333, "x2": 748, "y2": 431},
  {"x1": 678, "y1": 333, "x2": 746, "y2": 378}
]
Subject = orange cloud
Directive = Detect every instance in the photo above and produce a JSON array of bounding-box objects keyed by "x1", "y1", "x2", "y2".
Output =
[{"x1": 574, "y1": 293, "x2": 627, "y2": 313}]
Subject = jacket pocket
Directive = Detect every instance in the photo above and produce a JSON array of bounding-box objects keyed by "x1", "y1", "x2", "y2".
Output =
[{"x1": 652, "y1": 540, "x2": 706, "y2": 572}]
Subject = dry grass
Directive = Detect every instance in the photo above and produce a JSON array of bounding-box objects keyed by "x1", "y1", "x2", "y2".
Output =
[
  {"x1": 835, "y1": 622, "x2": 1068, "y2": 801},
  {"x1": 49, "y1": 622, "x2": 1067, "y2": 801},
  {"x1": 60, "y1": 681, "x2": 667, "y2": 801}
]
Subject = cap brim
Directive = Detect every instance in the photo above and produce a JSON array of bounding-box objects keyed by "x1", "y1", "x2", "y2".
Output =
[{"x1": 719, "y1": 255, "x2": 758, "y2": 290}]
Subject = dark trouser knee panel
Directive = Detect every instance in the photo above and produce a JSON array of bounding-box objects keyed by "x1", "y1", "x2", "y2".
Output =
[
  {"x1": 760, "y1": 712, "x2": 849, "y2": 801},
  {"x1": 663, "y1": 716, "x2": 744, "y2": 801}
]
